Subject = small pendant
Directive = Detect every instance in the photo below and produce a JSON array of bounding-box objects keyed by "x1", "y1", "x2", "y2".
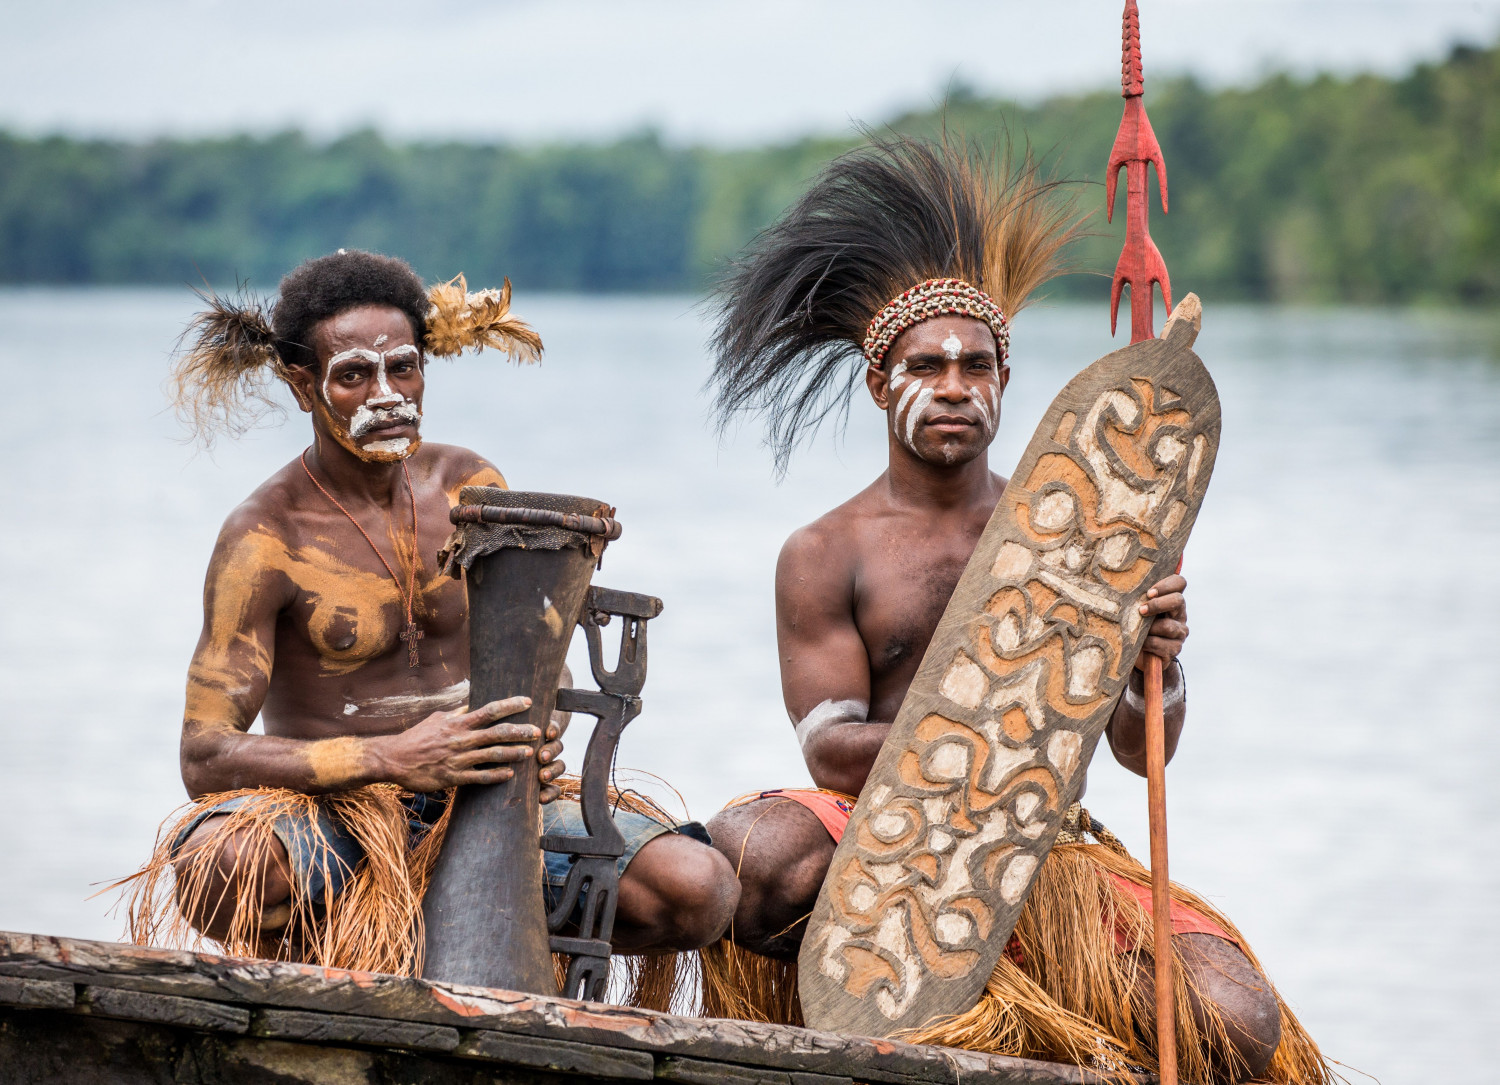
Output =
[{"x1": 400, "y1": 621, "x2": 424, "y2": 667}]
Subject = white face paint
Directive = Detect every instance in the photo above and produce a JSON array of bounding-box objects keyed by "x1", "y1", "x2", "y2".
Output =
[
  {"x1": 905, "y1": 386, "x2": 935, "y2": 447},
  {"x1": 793, "y1": 698, "x2": 870, "y2": 749},
  {"x1": 889, "y1": 342, "x2": 1000, "y2": 457},
  {"x1": 970, "y1": 386, "x2": 993, "y2": 434},
  {"x1": 890, "y1": 358, "x2": 934, "y2": 454},
  {"x1": 323, "y1": 342, "x2": 424, "y2": 449},
  {"x1": 895, "y1": 374, "x2": 924, "y2": 423}
]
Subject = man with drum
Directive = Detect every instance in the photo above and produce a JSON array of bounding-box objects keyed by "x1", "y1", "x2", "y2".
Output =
[{"x1": 126, "y1": 249, "x2": 737, "y2": 976}]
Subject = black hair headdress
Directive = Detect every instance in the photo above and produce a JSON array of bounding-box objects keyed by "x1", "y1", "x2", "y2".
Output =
[{"x1": 708, "y1": 134, "x2": 1086, "y2": 474}]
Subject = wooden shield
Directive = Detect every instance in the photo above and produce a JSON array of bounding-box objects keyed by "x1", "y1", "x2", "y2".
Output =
[{"x1": 797, "y1": 297, "x2": 1220, "y2": 1037}]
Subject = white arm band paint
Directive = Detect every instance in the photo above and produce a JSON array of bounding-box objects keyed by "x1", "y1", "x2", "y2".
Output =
[
  {"x1": 1121, "y1": 660, "x2": 1185, "y2": 715},
  {"x1": 794, "y1": 698, "x2": 870, "y2": 749}
]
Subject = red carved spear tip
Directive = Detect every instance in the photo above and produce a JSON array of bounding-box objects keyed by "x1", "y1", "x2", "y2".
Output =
[
  {"x1": 1108, "y1": 0, "x2": 1169, "y2": 342},
  {"x1": 1122, "y1": 0, "x2": 1144, "y2": 97}
]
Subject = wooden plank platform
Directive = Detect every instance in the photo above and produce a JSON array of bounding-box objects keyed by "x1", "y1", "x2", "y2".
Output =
[{"x1": 0, "y1": 931, "x2": 1111, "y2": 1084}]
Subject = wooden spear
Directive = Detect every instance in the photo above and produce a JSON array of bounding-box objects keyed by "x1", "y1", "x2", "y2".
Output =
[{"x1": 1106, "y1": 3, "x2": 1178, "y2": 1080}]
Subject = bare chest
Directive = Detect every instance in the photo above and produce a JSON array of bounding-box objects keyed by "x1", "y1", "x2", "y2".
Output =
[
  {"x1": 852, "y1": 527, "x2": 983, "y2": 713},
  {"x1": 275, "y1": 508, "x2": 466, "y2": 674},
  {"x1": 281, "y1": 564, "x2": 464, "y2": 671}
]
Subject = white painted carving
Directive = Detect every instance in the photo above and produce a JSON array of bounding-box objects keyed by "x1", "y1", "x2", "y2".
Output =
[
  {"x1": 939, "y1": 652, "x2": 989, "y2": 709},
  {"x1": 991, "y1": 540, "x2": 1032, "y2": 581}
]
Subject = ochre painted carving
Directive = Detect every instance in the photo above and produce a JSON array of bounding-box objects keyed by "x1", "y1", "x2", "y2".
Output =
[{"x1": 799, "y1": 313, "x2": 1219, "y2": 1036}]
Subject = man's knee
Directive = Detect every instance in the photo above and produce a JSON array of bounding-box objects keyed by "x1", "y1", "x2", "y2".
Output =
[
  {"x1": 619, "y1": 834, "x2": 739, "y2": 952},
  {"x1": 705, "y1": 798, "x2": 835, "y2": 958},
  {"x1": 173, "y1": 815, "x2": 292, "y2": 937},
  {"x1": 1176, "y1": 933, "x2": 1282, "y2": 1082}
]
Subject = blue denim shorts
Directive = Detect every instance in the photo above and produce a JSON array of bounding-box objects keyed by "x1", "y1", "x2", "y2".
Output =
[{"x1": 170, "y1": 791, "x2": 707, "y2": 914}]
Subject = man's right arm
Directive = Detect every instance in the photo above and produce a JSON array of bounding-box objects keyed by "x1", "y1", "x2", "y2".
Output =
[
  {"x1": 179, "y1": 517, "x2": 535, "y2": 798},
  {"x1": 776, "y1": 524, "x2": 887, "y2": 797}
]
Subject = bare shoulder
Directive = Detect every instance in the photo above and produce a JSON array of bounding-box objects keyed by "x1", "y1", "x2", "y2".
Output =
[
  {"x1": 777, "y1": 486, "x2": 877, "y2": 603},
  {"x1": 217, "y1": 459, "x2": 306, "y2": 551},
  {"x1": 414, "y1": 442, "x2": 508, "y2": 499},
  {"x1": 196, "y1": 464, "x2": 308, "y2": 608}
]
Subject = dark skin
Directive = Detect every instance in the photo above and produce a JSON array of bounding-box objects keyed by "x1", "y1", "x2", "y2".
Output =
[
  {"x1": 705, "y1": 317, "x2": 1277, "y2": 1080},
  {"x1": 176, "y1": 304, "x2": 737, "y2": 953}
]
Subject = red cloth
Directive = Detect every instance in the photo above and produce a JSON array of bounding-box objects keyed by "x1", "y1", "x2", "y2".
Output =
[
  {"x1": 1103, "y1": 871, "x2": 1232, "y2": 950},
  {"x1": 757, "y1": 789, "x2": 856, "y2": 844},
  {"x1": 769, "y1": 788, "x2": 1233, "y2": 955}
]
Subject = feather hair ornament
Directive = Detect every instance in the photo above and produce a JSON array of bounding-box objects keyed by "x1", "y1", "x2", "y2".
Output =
[
  {"x1": 169, "y1": 286, "x2": 285, "y2": 447},
  {"x1": 709, "y1": 133, "x2": 1088, "y2": 474},
  {"x1": 425, "y1": 274, "x2": 543, "y2": 362}
]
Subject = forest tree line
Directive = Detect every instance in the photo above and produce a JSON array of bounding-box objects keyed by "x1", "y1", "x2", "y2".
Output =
[{"x1": 1, "y1": 38, "x2": 1498, "y2": 303}]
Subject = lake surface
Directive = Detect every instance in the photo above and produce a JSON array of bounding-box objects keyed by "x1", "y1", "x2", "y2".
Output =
[{"x1": 1, "y1": 288, "x2": 1497, "y2": 1081}]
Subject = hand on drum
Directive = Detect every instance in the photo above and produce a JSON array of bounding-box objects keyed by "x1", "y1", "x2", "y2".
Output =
[
  {"x1": 1134, "y1": 573, "x2": 1188, "y2": 669},
  {"x1": 375, "y1": 696, "x2": 538, "y2": 793},
  {"x1": 538, "y1": 703, "x2": 569, "y2": 805}
]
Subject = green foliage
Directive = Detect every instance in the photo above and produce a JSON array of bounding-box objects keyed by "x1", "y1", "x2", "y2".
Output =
[{"x1": 1, "y1": 39, "x2": 1498, "y2": 302}]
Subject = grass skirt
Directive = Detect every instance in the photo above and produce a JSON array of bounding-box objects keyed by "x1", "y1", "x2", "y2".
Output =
[
  {"x1": 120, "y1": 784, "x2": 435, "y2": 976},
  {"x1": 118, "y1": 778, "x2": 684, "y2": 1009},
  {"x1": 700, "y1": 836, "x2": 1335, "y2": 1084}
]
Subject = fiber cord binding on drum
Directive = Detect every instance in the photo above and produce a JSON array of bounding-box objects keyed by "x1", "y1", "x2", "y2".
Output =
[
  {"x1": 437, "y1": 487, "x2": 621, "y2": 574},
  {"x1": 451, "y1": 504, "x2": 623, "y2": 540}
]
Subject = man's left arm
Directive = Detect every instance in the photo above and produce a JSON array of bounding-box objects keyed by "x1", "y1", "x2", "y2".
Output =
[{"x1": 1105, "y1": 573, "x2": 1188, "y2": 776}]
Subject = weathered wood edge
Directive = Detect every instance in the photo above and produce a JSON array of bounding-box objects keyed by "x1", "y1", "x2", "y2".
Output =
[{"x1": 0, "y1": 931, "x2": 1120, "y2": 1085}]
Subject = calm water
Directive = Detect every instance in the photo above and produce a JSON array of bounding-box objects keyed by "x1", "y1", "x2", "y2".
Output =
[{"x1": 1, "y1": 289, "x2": 1497, "y2": 1081}]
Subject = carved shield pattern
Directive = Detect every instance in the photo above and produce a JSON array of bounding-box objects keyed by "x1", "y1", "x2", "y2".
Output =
[{"x1": 798, "y1": 327, "x2": 1221, "y2": 1037}]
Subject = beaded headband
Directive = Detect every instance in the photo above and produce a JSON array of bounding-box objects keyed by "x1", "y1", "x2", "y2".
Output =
[{"x1": 861, "y1": 277, "x2": 1010, "y2": 367}]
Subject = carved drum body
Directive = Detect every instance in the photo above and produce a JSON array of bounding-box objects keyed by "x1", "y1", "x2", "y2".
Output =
[
  {"x1": 798, "y1": 301, "x2": 1220, "y2": 1038},
  {"x1": 421, "y1": 490, "x2": 615, "y2": 994}
]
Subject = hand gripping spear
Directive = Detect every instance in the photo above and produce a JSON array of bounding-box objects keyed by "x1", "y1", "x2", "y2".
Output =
[{"x1": 1106, "y1": 3, "x2": 1179, "y2": 1082}]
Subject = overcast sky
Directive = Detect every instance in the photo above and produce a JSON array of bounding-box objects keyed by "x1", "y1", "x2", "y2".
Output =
[{"x1": 4, "y1": 0, "x2": 1499, "y2": 145}]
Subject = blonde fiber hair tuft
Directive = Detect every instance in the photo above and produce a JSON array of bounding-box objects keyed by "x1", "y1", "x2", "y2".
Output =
[{"x1": 425, "y1": 275, "x2": 543, "y2": 361}]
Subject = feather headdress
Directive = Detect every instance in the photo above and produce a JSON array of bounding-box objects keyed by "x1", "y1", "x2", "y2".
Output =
[
  {"x1": 169, "y1": 286, "x2": 285, "y2": 443},
  {"x1": 171, "y1": 263, "x2": 543, "y2": 447},
  {"x1": 708, "y1": 134, "x2": 1087, "y2": 474},
  {"x1": 425, "y1": 275, "x2": 543, "y2": 362}
]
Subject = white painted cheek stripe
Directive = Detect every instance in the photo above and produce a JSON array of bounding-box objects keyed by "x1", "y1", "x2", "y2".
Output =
[
  {"x1": 971, "y1": 388, "x2": 991, "y2": 429},
  {"x1": 895, "y1": 379, "x2": 923, "y2": 430},
  {"x1": 905, "y1": 387, "x2": 935, "y2": 445},
  {"x1": 888, "y1": 359, "x2": 910, "y2": 391},
  {"x1": 794, "y1": 698, "x2": 871, "y2": 748}
]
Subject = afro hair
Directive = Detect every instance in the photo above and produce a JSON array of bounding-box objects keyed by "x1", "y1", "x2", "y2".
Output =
[{"x1": 272, "y1": 249, "x2": 430, "y2": 372}]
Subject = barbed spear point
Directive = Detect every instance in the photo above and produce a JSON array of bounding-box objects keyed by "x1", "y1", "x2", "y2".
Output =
[{"x1": 1107, "y1": 0, "x2": 1171, "y2": 341}]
